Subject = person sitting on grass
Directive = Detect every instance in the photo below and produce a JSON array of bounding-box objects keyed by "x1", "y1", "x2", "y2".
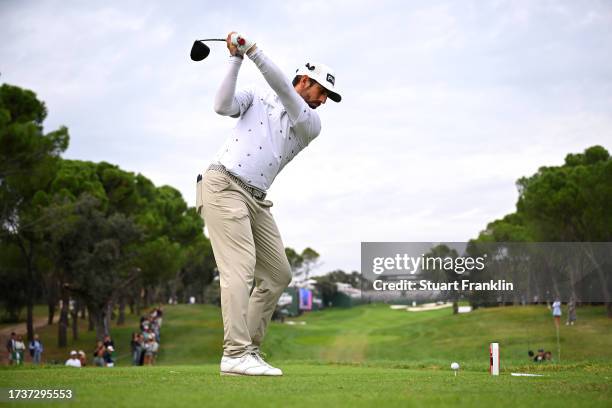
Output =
[
  {"x1": 65, "y1": 350, "x2": 81, "y2": 367},
  {"x1": 534, "y1": 349, "x2": 545, "y2": 362},
  {"x1": 93, "y1": 341, "x2": 106, "y2": 367},
  {"x1": 78, "y1": 350, "x2": 87, "y2": 367},
  {"x1": 531, "y1": 349, "x2": 553, "y2": 362}
]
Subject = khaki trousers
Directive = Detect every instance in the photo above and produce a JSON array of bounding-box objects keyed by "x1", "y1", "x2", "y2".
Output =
[{"x1": 196, "y1": 170, "x2": 292, "y2": 358}]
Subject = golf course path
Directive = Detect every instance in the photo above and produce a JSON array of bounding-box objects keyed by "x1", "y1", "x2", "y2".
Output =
[{"x1": 0, "y1": 316, "x2": 54, "y2": 337}]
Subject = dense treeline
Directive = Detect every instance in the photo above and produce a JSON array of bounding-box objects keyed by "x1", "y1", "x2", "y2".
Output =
[
  {"x1": 0, "y1": 84, "x2": 216, "y2": 345},
  {"x1": 477, "y1": 145, "x2": 611, "y2": 243},
  {"x1": 471, "y1": 145, "x2": 612, "y2": 316}
]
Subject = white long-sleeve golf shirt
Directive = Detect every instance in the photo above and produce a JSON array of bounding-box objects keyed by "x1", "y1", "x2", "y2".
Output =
[{"x1": 211, "y1": 48, "x2": 321, "y2": 191}]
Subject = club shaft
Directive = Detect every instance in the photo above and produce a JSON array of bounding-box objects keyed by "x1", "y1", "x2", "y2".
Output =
[{"x1": 197, "y1": 38, "x2": 225, "y2": 42}]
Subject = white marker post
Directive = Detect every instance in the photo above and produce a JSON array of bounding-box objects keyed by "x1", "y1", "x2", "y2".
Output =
[{"x1": 490, "y1": 342, "x2": 500, "y2": 376}]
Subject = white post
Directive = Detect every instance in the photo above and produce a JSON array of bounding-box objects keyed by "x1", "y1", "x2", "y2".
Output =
[{"x1": 490, "y1": 342, "x2": 500, "y2": 375}]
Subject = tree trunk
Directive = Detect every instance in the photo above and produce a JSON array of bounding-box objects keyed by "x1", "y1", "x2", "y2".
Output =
[
  {"x1": 45, "y1": 276, "x2": 59, "y2": 325},
  {"x1": 148, "y1": 286, "x2": 155, "y2": 307},
  {"x1": 16, "y1": 237, "x2": 36, "y2": 341},
  {"x1": 110, "y1": 301, "x2": 117, "y2": 321},
  {"x1": 58, "y1": 289, "x2": 69, "y2": 347},
  {"x1": 117, "y1": 297, "x2": 126, "y2": 326},
  {"x1": 149, "y1": 287, "x2": 155, "y2": 307},
  {"x1": 583, "y1": 245, "x2": 611, "y2": 318},
  {"x1": 25, "y1": 247, "x2": 35, "y2": 341},
  {"x1": 47, "y1": 301, "x2": 56, "y2": 325},
  {"x1": 170, "y1": 269, "x2": 182, "y2": 305},
  {"x1": 91, "y1": 308, "x2": 106, "y2": 341},
  {"x1": 103, "y1": 302, "x2": 112, "y2": 337},
  {"x1": 26, "y1": 300, "x2": 34, "y2": 342},
  {"x1": 129, "y1": 297, "x2": 135, "y2": 315},
  {"x1": 152, "y1": 286, "x2": 159, "y2": 305},
  {"x1": 88, "y1": 307, "x2": 95, "y2": 331},
  {"x1": 142, "y1": 287, "x2": 148, "y2": 309},
  {"x1": 71, "y1": 300, "x2": 79, "y2": 341}
]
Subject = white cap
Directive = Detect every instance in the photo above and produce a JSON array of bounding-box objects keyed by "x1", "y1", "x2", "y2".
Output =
[
  {"x1": 295, "y1": 62, "x2": 341, "y2": 102},
  {"x1": 70, "y1": 350, "x2": 77, "y2": 355}
]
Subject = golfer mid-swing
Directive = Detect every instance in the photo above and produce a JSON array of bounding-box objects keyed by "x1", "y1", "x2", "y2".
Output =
[{"x1": 196, "y1": 31, "x2": 341, "y2": 376}]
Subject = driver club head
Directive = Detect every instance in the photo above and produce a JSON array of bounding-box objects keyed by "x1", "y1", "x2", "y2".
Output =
[{"x1": 190, "y1": 41, "x2": 210, "y2": 61}]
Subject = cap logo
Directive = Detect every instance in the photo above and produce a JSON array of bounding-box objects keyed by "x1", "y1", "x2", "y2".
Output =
[
  {"x1": 326, "y1": 73, "x2": 335, "y2": 86},
  {"x1": 305, "y1": 63, "x2": 316, "y2": 71}
]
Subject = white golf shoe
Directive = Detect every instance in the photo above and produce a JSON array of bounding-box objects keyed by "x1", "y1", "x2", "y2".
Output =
[
  {"x1": 251, "y1": 351, "x2": 283, "y2": 376},
  {"x1": 220, "y1": 352, "x2": 283, "y2": 376}
]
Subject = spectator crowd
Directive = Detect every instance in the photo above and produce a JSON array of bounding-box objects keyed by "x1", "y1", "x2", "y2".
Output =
[
  {"x1": 5, "y1": 332, "x2": 43, "y2": 366},
  {"x1": 131, "y1": 306, "x2": 163, "y2": 366},
  {"x1": 5, "y1": 306, "x2": 164, "y2": 368}
]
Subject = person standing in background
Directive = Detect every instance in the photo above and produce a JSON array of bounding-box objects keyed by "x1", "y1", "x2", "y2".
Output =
[
  {"x1": 131, "y1": 332, "x2": 142, "y2": 366},
  {"x1": 6, "y1": 332, "x2": 16, "y2": 365},
  {"x1": 552, "y1": 299, "x2": 562, "y2": 328},
  {"x1": 14, "y1": 335, "x2": 25, "y2": 365},
  {"x1": 104, "y1": 345, "x2": 115, "y2": 367},
  {"x1": 28, "y1": 334, "x2": 43, "y2": 365}
]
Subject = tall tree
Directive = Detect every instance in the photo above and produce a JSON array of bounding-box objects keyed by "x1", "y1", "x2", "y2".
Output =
[
  {"x1": 285, "y1": 247, "x2": 321, "y2": 281},
  {"x1": 0, "y1": 84, "x2": 69, "y2": 339},
  {"x1": 42, "y1": 192, "x2": 142, "y2": 342},
  {"x1": 300, "y1": 247, "x2": 321, "y2": 280},
  {"x1": 475, "y1": 146, "x2": 612, "y2": 316}
]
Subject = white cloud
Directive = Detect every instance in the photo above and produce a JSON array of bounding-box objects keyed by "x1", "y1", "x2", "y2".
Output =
[{"x1": 1, "y1": 0, "x2": 611, "y2": 274}]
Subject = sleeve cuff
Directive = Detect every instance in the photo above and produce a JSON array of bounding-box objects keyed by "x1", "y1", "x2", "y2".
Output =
[
  {"x1": 229, "y1": 55, "x2": 244, "y2": 64},
  {"x1": 247, "y1": 48, "x2": 263, "y2": 62}
]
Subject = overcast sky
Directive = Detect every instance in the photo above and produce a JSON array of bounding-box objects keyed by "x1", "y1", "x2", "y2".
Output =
[{"x1": 1, "y1": 0, "x2": 611, "y2": 274}]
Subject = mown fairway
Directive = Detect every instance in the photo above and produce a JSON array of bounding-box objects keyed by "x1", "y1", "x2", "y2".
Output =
[{"x1": 1, "y1": 304, "x2": 611, "y2": 407}]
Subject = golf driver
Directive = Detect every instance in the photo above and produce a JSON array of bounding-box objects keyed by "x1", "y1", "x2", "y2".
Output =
[{"x1": 190, "y1": 38, "x2": 225, "y2": 61}]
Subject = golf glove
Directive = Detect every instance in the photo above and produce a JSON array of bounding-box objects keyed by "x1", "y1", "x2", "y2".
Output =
[{"x1": 230, "y1": 32, "x2": 256, "y2": 56}]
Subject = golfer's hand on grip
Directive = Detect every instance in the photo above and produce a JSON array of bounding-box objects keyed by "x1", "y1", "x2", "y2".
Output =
[{"x1": 226, "y1": 31, "x2": 256, "y2": 56}]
